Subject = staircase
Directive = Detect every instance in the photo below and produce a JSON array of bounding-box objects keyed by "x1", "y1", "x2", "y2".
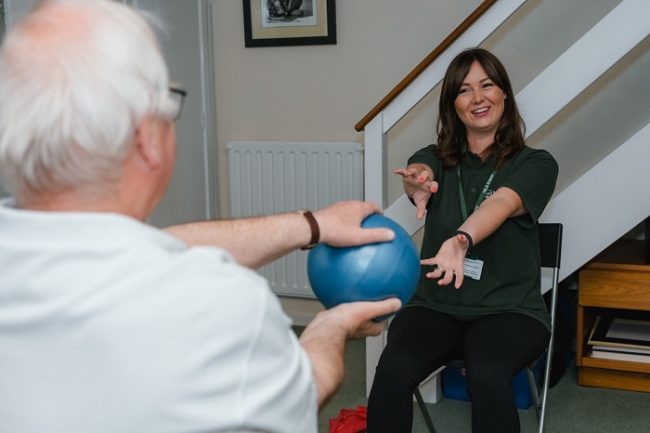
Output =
[{"x1": 357, "y1": 0, "x2": 650, "y2": 397}]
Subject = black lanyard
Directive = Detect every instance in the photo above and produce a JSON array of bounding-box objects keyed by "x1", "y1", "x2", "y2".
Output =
[{"x1": 456, "y1": 165, "x2": 497, "y2": 221}]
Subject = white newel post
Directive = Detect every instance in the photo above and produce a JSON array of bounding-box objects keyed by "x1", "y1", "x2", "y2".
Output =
[{"x1": 363, "y1": 115, "x2": 389, "y2": 397}]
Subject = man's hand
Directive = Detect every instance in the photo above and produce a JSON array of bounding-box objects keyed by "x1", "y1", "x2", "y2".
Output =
[
  {"x1": 299, "y1": 298, "x2": 401, "y2": 407},
  {"x1": 394, "y1": 163, "x2": 438, "y2": 220},
  {"x1": 313, "y1": 201, "x2": 395, "y2": 247}
]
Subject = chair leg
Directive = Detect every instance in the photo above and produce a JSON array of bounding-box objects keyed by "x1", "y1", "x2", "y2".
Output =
[
  {"x1": 536, "y1": 340, "x2": 554, "y2": 433},
  {"x1": 414, "y1": 388, "x2": 437, "y2": 433}
]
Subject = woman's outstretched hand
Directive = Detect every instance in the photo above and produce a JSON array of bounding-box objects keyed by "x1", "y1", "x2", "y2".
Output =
[
  {"x1": 394, "y1": 163, "x2": 438, "y2": 220},
  {"x1": 420, "y1": 233, "x2": 471, "y2": 289}
]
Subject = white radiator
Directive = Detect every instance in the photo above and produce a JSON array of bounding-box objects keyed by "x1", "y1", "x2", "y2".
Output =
[{"x1": 227, "y1": 141, "x2": 363, "y2": 297}]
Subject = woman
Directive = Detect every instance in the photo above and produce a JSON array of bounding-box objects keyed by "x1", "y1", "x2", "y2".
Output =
[{"x1": 367, "y1": 48, "x2": 558, "y2": 433}]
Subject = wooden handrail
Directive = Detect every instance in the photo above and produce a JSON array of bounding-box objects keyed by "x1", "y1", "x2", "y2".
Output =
[{"x1": 354, "y1": 0, "x2": 497, "y2": 132}]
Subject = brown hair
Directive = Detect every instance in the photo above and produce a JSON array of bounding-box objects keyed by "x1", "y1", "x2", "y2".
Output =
[{"x1": 435, "y1": 48, "x2": 525, "y2": 168}]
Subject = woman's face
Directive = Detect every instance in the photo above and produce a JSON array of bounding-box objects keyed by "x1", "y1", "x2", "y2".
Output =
[{"x1": 454, "y1": 60, "x2": 506, "y2": 140}]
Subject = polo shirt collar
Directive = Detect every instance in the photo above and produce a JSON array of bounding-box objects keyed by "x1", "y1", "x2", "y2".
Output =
[{"x1": 460, "y1": 142, "x2": 495, "y2": 168}]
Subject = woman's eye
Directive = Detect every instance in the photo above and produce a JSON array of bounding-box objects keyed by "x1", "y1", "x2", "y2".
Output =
[
  {"x1": 458, "y1": 87, "x2": 470, "y2": 94},
  {"x1": 482, "y1": 82, "x2": 494, "y2": 88}
]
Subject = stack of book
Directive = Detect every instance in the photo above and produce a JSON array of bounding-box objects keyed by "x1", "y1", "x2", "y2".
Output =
[{"x1": 587, "y1": 315, "x2": 650, "y2": 363}]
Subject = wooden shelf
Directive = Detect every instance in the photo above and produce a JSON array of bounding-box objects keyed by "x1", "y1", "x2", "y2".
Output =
[
  {"x1": 577, "y1": 241, "x2": 650, "y2": 393},
  {"x1": 581, "y1": 354, "x2": 650, "y2": 374},
  {"x1": 579, "y1": 262, "x2": 650, "y2": 310},
  {"x1": 578, "y1": 366, "x2": 650, "y2": 394}
]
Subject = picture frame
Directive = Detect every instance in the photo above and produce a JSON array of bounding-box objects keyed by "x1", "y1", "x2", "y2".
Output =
[{"x1": 243, "y1": 0, "x2": 336, "y2": 47}]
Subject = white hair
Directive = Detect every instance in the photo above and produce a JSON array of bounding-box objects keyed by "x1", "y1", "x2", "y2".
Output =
[{"x1": 0, "y1": 0, "x2": 177, "y2": 196}]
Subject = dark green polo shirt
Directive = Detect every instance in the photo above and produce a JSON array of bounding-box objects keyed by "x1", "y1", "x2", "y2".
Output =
[{"x1": 407, "y1": 144, "x2": 558, "y2": 329}]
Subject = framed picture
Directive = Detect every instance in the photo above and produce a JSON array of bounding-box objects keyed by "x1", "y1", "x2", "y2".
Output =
[{"x1": 243, "y1": 0, "x2": 336, "y2": 47}]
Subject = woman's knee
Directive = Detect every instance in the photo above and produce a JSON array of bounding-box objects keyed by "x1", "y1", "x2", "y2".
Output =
[
  {"x1": 465, "y1": 361, "x2": 513, "y2": 392},
  {"x1": 374, "y1": 349, "x2": 419, "y2": 386},
  {"x1": 373, "y1": 343, "x2": 441, "y2": 394}
]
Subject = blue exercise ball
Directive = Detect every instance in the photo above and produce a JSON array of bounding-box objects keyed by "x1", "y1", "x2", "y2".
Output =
[{"x1": 307, "y1": 214, "x2": 420, "y2": 310}]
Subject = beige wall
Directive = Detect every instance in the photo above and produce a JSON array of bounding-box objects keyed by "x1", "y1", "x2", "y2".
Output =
[{"x1": 210, "y1": 0, "x2": 482, "y2": 217}]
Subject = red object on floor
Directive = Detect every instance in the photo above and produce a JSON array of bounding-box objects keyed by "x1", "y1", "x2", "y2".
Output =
[{"x1": 329, "y1": 405, "x2": 367, "y2": 433}]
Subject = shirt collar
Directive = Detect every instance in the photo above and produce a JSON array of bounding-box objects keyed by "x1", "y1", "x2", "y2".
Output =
[{"x1": 460, "y1": 142, "x2": 495, "y2": 167}]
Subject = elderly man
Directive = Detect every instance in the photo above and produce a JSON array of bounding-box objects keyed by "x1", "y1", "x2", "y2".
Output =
[{"x1": 0, "y1": 1, "x2": 400, "y2": 432}]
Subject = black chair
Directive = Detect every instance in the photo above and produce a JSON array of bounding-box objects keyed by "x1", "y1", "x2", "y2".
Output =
[{"x1": 415, "y1": 223, "x2": 563, "y2": 433}]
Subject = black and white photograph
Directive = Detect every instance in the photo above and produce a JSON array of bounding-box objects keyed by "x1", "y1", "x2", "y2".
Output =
[
  {"x1": 262, "y1": 0, "x2": 316, "y2": 28},
  {"x1": 243, "y1": 0, "x2": 335, "y2": 47}
]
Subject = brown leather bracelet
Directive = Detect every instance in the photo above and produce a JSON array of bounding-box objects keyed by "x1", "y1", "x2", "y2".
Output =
[{"x1": 298, "y1": 209, "x2": 320, "y2": 250}]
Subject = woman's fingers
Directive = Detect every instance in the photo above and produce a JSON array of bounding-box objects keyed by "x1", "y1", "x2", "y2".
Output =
[
  {"x1": 421, "y1": 256, "x2": 464, "y2": 288},
  {"x1": 395, "y1": 166, "x2": 437, "y2": 219}
]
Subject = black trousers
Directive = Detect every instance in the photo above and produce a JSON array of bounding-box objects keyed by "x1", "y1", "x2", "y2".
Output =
[{"x1": 367, "y1": 307, "x2": 549, "y2": 433}]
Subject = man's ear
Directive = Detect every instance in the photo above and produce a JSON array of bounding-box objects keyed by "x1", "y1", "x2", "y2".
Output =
[{"x1": 134, "y1": 116, "x2": 163, "y2": 169}]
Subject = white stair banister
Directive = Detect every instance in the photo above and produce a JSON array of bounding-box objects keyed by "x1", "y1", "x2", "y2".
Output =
[{"x1": 364, "y1": 115, "x2": 387, "y2": 208}]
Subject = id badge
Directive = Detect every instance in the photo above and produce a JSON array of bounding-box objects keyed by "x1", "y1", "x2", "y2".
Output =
[{"x1": 463, "y1": 257, "x2": 484, "y2": 280}]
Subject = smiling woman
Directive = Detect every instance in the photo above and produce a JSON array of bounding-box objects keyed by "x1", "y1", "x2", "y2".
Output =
[{"x1": 367, "y1": 48, "x2": 559, "y2": 433}]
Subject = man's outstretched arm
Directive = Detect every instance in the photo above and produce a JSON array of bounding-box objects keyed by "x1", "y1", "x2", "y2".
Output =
[{"x1": 164, "y1": 201, "x2": 395, "y2": 269}]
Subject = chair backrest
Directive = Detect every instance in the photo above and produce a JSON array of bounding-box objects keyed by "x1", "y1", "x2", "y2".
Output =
[{"x1": 538, "y1": 223, "x2": 562, "y2": 269}]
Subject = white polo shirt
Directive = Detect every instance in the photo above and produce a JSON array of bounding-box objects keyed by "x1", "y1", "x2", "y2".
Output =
[{"x1": 0, "y1": 199, "x2": 317, "y2": 433}]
